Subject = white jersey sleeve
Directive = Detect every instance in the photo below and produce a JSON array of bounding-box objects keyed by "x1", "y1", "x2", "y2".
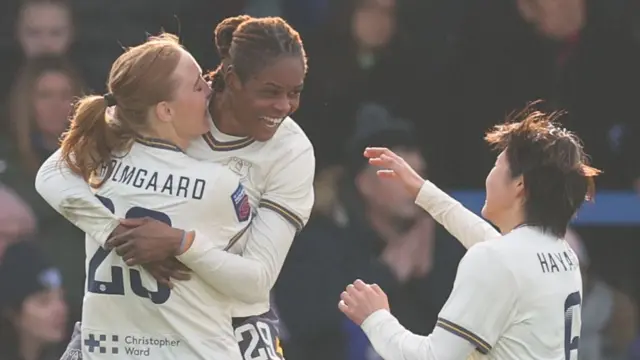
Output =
[
  {"x1": 360, "y1": 242, "x2": 517, "y2": 360},
  {"x1": 257, "y1": 140, "x2": 315, "y2": 231},
  {"x1": 415, "y1": 180, "x2": 500, "y2": 249},
  {"x1": 361, "y1": 310, "x2": 476, "y2": 360},
  {"x1": 178, "y1": 141, "x2": 315, "y2": 304},
  {"x1": 436, "y1": 242, "x2": 517, "y2": 355},
  {"x1": 34, "y1": 149, "x2": 119, "y2": 246}
]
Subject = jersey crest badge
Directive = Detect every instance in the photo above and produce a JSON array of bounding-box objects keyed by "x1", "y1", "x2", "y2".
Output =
[
  {"x1": 231, "y1": 183, "x2": 251, "y2": 222},
  {"x1": 226, "y1": 157, "x2": 252, "y2": 179}
]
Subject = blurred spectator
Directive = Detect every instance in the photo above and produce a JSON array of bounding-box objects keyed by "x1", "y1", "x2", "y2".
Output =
[
  {"x1": 2, "y1": 55, "x2": 85, "y2": 331},
  {"x1": 244, "y1": 0, "x2": 283, "y2": 17},
  {"x1": 0, "y1": 241, "x2": 68, "y2": 360},
  {"x1": 8, "y1": 55, "x2": 81, "y2": 177},
  {"x1": 340, "y1": 105, "x2": 464, "y2": 358},
  {"x1": 565, "y1": 228, "x2": 638, "y2": 360},
  {"x1": 0, "y1": 0, "x2": 75, "y2": 106},
  {"x1": 0, "y1": 185, "x2": 37, "y2": 258},
  {"x1": 275, "y1": 103, "x2": 464, "y2": 360},
  {"x1": 442, "y1": 0, "x2": 640, "y2": 188},
  {"x1": 298, "y1": 0, "x2": 422, "y2": 168},
  {"x1": 275, "y1": 165, "x2": 350, "y2": 360},
  {"x1": 16, "y1": 0, "x2": 74, "y2": 58}
]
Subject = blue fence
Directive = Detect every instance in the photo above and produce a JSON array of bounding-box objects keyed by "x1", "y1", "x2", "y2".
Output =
[{"x1": 450, "y1": 191, "x2": 640, "y2": 225}]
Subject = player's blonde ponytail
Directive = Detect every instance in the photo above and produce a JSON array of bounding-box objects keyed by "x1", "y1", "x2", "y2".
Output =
[
  {"x1": 60, "y1": 33, "x2": 183, "y2": 187},
  {"x1": 60, "y1": 95, "x2": 131, "y2": 186}
]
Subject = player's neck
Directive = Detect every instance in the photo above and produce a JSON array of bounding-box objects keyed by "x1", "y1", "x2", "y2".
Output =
[
  {"x1": 496, "y1": 209, "x2": 526, "y2": 235},
  {"x1": 211, "y1": 92, "x2": 251, "y2": 138},
  {"x1": 138, "y1": 129, "x2": 189, "y2": 151},
  {"x1": 18, "y1": 333, "x2": 44, "y2": 360}
]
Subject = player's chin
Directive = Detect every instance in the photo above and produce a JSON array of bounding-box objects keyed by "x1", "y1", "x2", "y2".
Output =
[
  {"x1": 253, "y1": 124, "x2": 280, "y2": 141},
  {"x1": 480, "y1": 203, "x2": 490, "y2": 219}
]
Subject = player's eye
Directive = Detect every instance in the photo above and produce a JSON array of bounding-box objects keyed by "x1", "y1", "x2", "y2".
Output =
[{"x1": 260, "y1": 88, "x2": 280, "y2": 97}]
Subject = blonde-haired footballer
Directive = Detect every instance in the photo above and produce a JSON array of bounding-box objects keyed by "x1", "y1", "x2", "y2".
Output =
[
  {"x1": 340, "y1": 108, "x2": 600, "y2": 360},
  {"x1": 36, "y1": 15, "x2": 313, "y2": 360}
]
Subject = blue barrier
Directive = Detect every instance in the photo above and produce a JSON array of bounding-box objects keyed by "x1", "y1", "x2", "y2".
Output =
[{"x1": 450, "y1": 191, "x2": 640, "y2": 225}]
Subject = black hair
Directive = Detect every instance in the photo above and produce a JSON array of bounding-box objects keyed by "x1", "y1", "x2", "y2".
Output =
[{"x1": 207, "y1": 15, "x2": 307, "y2": 92}]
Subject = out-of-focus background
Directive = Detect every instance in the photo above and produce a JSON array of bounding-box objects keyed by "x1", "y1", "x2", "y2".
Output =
[{"x1": 0, "y1": 0, "x2": 639, "y2": 359}]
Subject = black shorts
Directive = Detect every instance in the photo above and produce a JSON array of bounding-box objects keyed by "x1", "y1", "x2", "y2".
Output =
[
  {"x1": 61, "y1": 310, "x2": 285, "y2": 360},
  {"x1": 233, "y1": 309, "x2": 284, "y2": 360}
]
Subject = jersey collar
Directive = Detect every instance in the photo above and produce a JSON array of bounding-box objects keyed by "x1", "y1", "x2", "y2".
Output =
[
  {"x1": 135, "y1": 136, "x2": 182, "y2": 152},
  {"x1": 202, "y1": 119, "x2": 254, "y2": 152}
]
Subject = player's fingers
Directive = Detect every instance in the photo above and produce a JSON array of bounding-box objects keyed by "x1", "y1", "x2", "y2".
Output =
[
  {"x1": 370, "y1": 283, "x2": 384, "y2": 295},
  {"x1": 338, "y1": 300, "x2": 349, "y2": 314},
  {"x1": 376, "y1": 169, "x2": 398, "y2": 179},
  {"x1": 169, "y1": 258, "x2": 192, "y2": 273},
  {"x1": 119, "y1": 218, "x2": 147, "y2": 227},
  {"x1": 368, "y1": 157, "x2": 395, "y2": 168},
  {"x1": 105, "y1": 228, "x2": 135, "y2": 250},
  {"x1": 363, "y1": 147, "x2": 386, "y2": 158},
  {"x1": 346, "y1": 283, "x2": 358, "y2": 295},
  {"x1": 353, "y1": 279, "x2": 367, "y2": 290},
  {"x1": 346, "y1": 284, "x2": 366, "y2": 300},
  {"x1": 120, "y1": 246, "x2": 143, "y2": 266},
  {"x1": 114, "y1": 241, "x2": 134, "y2": 257},
  {"x1": 340, "y1": 291, "x2": 355, "y2": 307},
  {"x1": 365, "y1": 147, "x2": 401, "y2": 161},
  {"x1": 147, "y1": 268, "x2": 174, "y2": 289},
  {"x1": 170, "y1": 269, "x2": 191, "y2": 281}
]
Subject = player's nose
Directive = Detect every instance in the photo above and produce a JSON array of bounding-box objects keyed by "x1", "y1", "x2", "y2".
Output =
[{"x1": 271, "y1": 98, "x2": 291, "y2": 116}]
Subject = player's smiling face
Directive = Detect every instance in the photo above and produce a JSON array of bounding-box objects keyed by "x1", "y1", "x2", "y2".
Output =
[
  {"x1": 482, "y1": 150, "x2": 525, "y2": 229},
  {"x1": 232, "y1": 55, "x2": 305, "y2": 141}
]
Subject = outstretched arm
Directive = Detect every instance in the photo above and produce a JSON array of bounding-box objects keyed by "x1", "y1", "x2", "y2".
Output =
[
  {"x1": 364, "y1": 147, "x2": 500, "y2": 249},
  {"x1": 35, "y1": 149, "x2": 119, "y2": 246},
  {"x1": 414, "y1": 180, "x2": 500, "y2": 248}
]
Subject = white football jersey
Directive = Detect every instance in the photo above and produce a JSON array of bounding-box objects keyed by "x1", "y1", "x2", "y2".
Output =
[
  {"x1": 185, "y1": 116, "x2": 315, "y2": 316},
  {"x1": 437, "y1": 226, "x2": 583, "y2": 360},
  {"x1": 82, "y1": 138, "x2": 250, "y2": 360}
]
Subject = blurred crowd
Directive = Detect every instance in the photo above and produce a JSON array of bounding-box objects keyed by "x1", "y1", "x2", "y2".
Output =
[{"x1": 0, "y1": 0, "x2": 639, "y2": 359}]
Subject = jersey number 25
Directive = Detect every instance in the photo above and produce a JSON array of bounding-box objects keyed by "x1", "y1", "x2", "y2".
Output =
[{"x1": 86, "y1": 195, "x2": 172, "y2": 305}]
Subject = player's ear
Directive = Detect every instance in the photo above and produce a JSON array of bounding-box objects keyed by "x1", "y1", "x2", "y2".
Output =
[
  {"x1": 224, "y1": 65, "x2": 242, "y2": 92},
  {"x1": 154, "y1": 101, "x2": 173, "y2": 123},
  {"x1": 514, "y1": 174, "x2": 525, "y2": 199}
]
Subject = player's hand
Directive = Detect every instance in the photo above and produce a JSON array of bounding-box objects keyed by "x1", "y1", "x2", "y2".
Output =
[
  {"x1": 143, "y1": 258, "x2": 192, "y2": 288},
  {"x1": 364, "y1": 147, "x2": 425, "y2": 198},
  {"x1": 105, "y1": 218, "x2": 183, "y2": 265},
  {"x1": 339, "y1": 279, "x2": 390, "y2": 326}
]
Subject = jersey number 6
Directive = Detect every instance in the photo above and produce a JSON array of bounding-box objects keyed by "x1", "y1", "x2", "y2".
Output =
[
  {"x1": 564, "y1": 291, "x2": 581, "y2": 360},
  {"x1": 86, "y1": 195, "x2": 171, "y2": 305}
]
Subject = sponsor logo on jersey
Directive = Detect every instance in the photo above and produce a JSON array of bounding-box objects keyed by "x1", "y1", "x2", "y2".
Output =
[
  {"x1": 84, "y1": 331, "x2": 183, "y2": 357},
  {"x1": 231, "y1": 183, "x2": 251, "y2": 222},
  {"x1": 226, "y1": 157, "x2": 252, "y2": 179}
]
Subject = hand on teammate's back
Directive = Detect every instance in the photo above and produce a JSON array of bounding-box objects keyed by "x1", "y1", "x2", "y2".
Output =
[
  {"x1": 105, "y1": 217, "x2": 184, "y2": 265},
  {"x1": 339, "y1": 279, "x2": 390, "y2": 326},
  {"x1": 364, "y1": 147, "x2": 426, "y2": 198}
]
